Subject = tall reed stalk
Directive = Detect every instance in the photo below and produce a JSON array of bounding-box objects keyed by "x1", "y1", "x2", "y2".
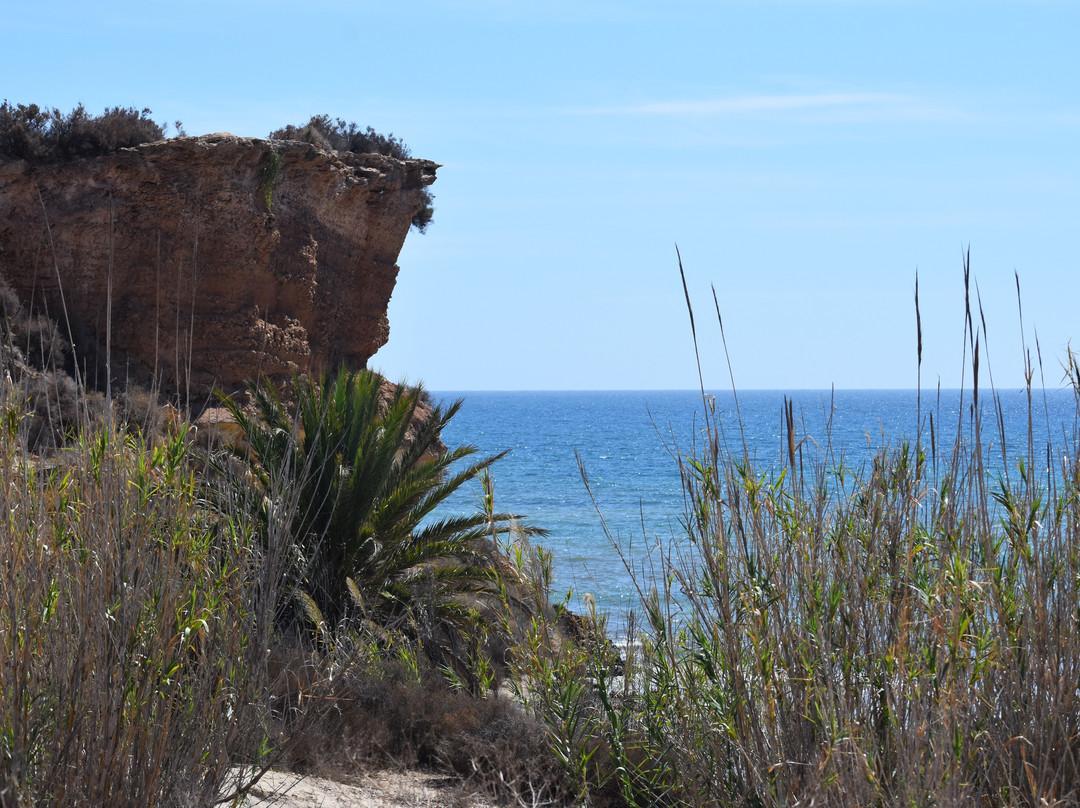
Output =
[
  {"x1": 0, "y1": 379, "x2": 309, "y2": 806},
  {"x1": 547, "y1": 254, "x2": 1080, "y2": 807}
]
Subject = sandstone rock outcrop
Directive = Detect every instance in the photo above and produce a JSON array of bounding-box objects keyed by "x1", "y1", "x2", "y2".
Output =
[{"x1": 0, "y1": 133, "x2": 437, "y2": 407}]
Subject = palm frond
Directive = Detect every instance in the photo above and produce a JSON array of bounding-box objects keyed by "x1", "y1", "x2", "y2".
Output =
[{"x1": 221, "y1": 365, "x2": 540, "y2": 663}]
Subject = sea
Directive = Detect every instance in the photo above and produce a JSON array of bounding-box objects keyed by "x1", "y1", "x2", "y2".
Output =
[{"x1": 431, "y1": 389, "x2": 1078, "y2": 635}]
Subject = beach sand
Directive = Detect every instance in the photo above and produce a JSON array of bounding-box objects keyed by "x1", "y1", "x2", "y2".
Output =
[{"x1": 231, "y1": 767, "x2": 498, "y2": 808}]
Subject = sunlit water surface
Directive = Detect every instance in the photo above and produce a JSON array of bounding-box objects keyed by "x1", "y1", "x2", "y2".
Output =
[{"x1": 432, "y1": 389, "x2": 1078, "y2": 635}]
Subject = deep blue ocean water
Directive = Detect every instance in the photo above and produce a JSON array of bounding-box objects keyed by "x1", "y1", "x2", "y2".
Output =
[{"x1": 432, "y1": 389, "x2": 1078, "y2": 632}]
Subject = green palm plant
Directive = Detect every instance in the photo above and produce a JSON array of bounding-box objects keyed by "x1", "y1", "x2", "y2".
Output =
[{"x1": 218, "y1": 367, "x2": 534, "y2": 658}]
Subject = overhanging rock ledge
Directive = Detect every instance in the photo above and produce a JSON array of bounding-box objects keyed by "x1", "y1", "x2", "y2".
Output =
[{"x1": 0, "y1": 132, "x2": 438, "y2": 407}]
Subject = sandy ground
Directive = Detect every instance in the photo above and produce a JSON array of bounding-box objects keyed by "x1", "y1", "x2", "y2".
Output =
[{"x1": 228, "y1": 768, "x2": 499, "y2": 808}]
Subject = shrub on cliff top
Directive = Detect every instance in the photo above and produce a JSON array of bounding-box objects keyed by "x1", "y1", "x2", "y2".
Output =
[
  {"x1": 270, "y1": 114, "x2": 412, "y2": 160},
  {"x1": 270, "y1": 114, "x2": 435, "y2": 232},
  {"x1": 0, "y1": 101, "x2": 165, "y2": 163}
]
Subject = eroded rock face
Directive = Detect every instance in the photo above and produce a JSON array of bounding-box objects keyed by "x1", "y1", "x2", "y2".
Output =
[{"x1": 0, "y1": 133, "x2": 437, "y2": 406}]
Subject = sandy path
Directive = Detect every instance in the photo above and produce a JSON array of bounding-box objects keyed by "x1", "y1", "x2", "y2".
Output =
[{"x1": 228, "y1": 768, "x2": 497, "y2": 808}]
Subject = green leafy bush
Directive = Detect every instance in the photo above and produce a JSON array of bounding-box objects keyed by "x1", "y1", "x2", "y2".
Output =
[{"x1": 257, "y1": 149, "x2": 282, "y2": 212}]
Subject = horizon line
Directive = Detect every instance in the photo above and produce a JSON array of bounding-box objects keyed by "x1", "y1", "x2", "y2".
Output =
[{"x1": 427, "y1": 387, "x2": 1066, "y2": 394}]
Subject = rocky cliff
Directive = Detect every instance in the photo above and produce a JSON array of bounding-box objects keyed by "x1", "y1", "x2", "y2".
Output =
[{"x1": 0, "y1": 133, "x2": 437, "y2": 406}]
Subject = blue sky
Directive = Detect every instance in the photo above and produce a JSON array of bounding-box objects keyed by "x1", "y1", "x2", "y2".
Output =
[{"x1": 5, "y1": 0, "x2": 1078, "y2": 390}]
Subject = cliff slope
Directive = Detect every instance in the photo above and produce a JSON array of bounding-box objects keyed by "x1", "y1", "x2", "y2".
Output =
[{"x1": 0, "y1": 133, "x2": 437, "y2": 405}]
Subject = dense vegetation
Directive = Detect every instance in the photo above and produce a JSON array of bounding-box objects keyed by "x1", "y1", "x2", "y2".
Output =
[
  {"x1": 0, "y1": 316, "x2": 568, "y2": 804},
  {"x1": 215, "y1": 368, "x2": 546, "y2": 686},
  {"x1": 0, "y1": 420, "x2": 281, "y2": 806},
  {"x1": 0, "y1": 102, "x2": 166, "y2": 163},
  {"x1": 2, "y1": 251, "x2": 1078, "y2": 807},
  {"x1": 509, "y1": 259, "x2": 1080, "y2": 807},
  {"x1": 269, "y1": 114, "x2": 413, "y2": 162}
]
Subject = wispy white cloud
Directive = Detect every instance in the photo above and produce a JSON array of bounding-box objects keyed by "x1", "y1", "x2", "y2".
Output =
[
  {"x1": 421, "y1": 0, "x2": 654, "y2": 23},
  {"x1": 571, "y1": 92, "x2": 969, "y2": 123},
  {"x1": 586, "y1": 93, "x2": 893, "y2": 114}
]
